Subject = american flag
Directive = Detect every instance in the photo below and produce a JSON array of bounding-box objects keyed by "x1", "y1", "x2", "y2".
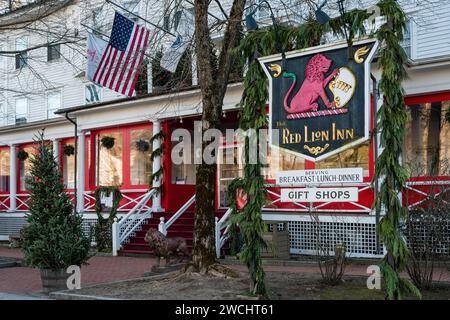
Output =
[{"x1": 92, "y1": 12, "x2": 151, "y2": 97}]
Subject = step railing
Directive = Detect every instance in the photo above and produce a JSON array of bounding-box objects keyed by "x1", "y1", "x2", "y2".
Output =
[
  {"x1": 215, "y1": 207, "x2": 233, "y2": 258},
  {"x1": 158, "y1": 195, "x2": 196, "y2": 236},
  {"x1": 112, "y1": 188, "x2": 156, "y2": 256}
]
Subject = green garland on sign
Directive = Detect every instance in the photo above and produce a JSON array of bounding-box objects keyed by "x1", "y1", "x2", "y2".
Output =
[
  {"x1": 373, "y1": 0, "x2": 420, "y2": 300},
  {"x1": 150, "y1": 130, "x2": 165, "y2": 194},
  {"x1": 227, "y1": 1, "x2": 417, "y2": 300}
]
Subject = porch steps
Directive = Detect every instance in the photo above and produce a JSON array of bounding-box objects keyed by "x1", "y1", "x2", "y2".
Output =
[
  {"x1": 118, "y1": 211, "x2": 195, "y2": 256},
  {"x1": 118, "y1": 210, "x2": 227, "y2": 256}
]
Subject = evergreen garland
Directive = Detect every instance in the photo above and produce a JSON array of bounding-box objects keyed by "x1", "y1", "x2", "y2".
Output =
[
  {"x1": 227, "y1": 1, "x2": 417, "y2": 299},
  {"x1": 373, "y1": 0, "x2": 421, "y2": 300},
  {"x1": 94, "y1": 186, "x2": 123, "y2": 252},
  {"x1": 149, "y1": 129, "x2": 166, "y2": 193}
]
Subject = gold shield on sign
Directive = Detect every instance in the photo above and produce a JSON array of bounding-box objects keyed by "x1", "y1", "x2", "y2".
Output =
[{"x1": 328, "y1": 67, "x2": 356, "y2": 108}]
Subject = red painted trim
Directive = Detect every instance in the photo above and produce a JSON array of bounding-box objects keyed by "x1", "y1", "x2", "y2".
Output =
[{"x1": 405, "y1": 91, "x2": 450, "y2": 105}]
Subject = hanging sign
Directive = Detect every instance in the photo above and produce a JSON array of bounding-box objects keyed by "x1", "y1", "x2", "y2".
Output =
[
  {"x1": 259, "y1": 39, "x2": 378, "y2": 161},
  {"x1": 280, "y1": 187, "x2": 359, "y2": 203},
  {"x1": 276, "y1": 168, "x2": 364, "y2": 186}
]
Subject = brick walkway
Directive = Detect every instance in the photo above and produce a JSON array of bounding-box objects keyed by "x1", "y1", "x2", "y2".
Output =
[
  {"x1": 1, "y1": 247, "x2": 449, "y2": 295},
  {"x1": 0, "y1": 247, "x2": 156, "y2": 294}
]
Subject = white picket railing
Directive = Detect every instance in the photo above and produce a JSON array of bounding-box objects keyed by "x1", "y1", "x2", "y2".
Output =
[
  {"x1": 112, "y1": 188, "x2": 156, "y2": 256},
  {"x1": 158, "y1": 195, "x2": 195, "y2": 236}
]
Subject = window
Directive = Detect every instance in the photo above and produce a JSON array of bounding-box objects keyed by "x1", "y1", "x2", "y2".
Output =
[
  {"x1": 217, "y1": 145, "x2": 244, "y2": 208},
  {"x1": 0, "y1": 149, "x2": 10, "y2": 192},
  {"x1": 93, "y1": 126, "x2": 153, "y2": 188},
  {"x1": 96, "y1": 132, "x2": 123, "y2": 186},
  {"x1": 264, "y1": 148, "x2": 305, "y2": 179},
  {"x1": 0, "y1": 101, "x2": 5, "y2": 126},
  {"x1": 402, "y1": 19, "x2": 412, "y2": 59},
  {"x1": 404, "y1": 100, "x2": 450, "y2": 176},
  {"x1": 47, "y1": 44, "x2": 61, "y2": 62},
  {"x1": 171, "y1": 131, "x2": 196, "y2": 185},
  {"x1": 63, "y1": 142, "x2": 75, "y2": 189},
  {"x1": 47, "y1": 90, "x2": 61, "y2": 119},
  {"x1": 15, "y1": 36, "x2": 28, "y2": 69},
  {"x1": 130, "y1": 129, "x2": 152, "y2": 185},
  {"x1": 15, "y1": 98, "x2": 27, "y2": 124},
  {"x1": 19, "y1": 146, "x2": 33, "y2": 192},
  {"x1": 85, "y1": 84, "x2": 102, "y2": 104},
  {"x1": 256, "y1": 0, "x2": 270, "y2": 19},
  {"x1": 315, "y1": 143, "x2": 370, "y2": 177},
  {"x1": 123, "y1": 0, "x2": 140, "y2": 22}
]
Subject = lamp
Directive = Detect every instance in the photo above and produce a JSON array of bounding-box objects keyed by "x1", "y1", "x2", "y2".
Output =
[{"x1": 315, "y1": 0, "x2": 330, "y2": 25}]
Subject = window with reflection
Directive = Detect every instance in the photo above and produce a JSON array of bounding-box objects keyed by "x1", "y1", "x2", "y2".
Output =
[
  {"x1": 95, "y1": 132, "x2": 123, "y2": 186},
  {"x1": 218, "y1": 145, "x2": 244, "y2": 208},
  {"x1": 403, "y1": 100, "x2": 450, "y2": 176},
  {"x1": 315, "y1": 143, "x2": 370, "y2": 177},
  {"x1": 264, "y1": 146, "x2": 305, "y2": 179},
  {"x1": 63, "y1": 142, "x2": 75, "y2": 189},
  {"x1": 171, "y1": 132, "x2": 196, "y2": 185},
  {"x1": 130, "y1": 129, "x2": 152, "y2": 185},
  {"x1": 0, "y1": 149, "x2": 10, "y2": 192},
  {"x1": 19, "y1": 146, "x2": 33, "y2": 191}
]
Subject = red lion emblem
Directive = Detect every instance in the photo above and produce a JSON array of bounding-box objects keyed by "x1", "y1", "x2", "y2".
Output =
[{"x1": 283, "y1": 53, "x2": 339, "y2": 113}]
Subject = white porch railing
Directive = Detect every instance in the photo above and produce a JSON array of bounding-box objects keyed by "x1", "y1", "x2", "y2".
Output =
[
  {"x1": 83, "y1": 189, "x2": 152, "y2": 212},
  {"x1": 112, "y1": 188, "x2": 156, "y2": 256},
  {"x1": 158, "y1": 195, "x2": 196, "y2": 236}
]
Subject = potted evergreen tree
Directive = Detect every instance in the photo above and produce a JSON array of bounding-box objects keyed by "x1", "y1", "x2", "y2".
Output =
[{"x1": 21, "y1": 132, "x2": 91, "y2": 293}]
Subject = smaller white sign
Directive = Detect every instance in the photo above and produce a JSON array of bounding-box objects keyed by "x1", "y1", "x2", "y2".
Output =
[
  {"x1": 280, "y1": 187, "x2": 359, "y2": 203},
  {"x1": 276, "y1": 168, "x2": 363, "y2": 186}
]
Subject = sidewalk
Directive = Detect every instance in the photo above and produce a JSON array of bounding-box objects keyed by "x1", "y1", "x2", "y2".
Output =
[
  {"x1": 0, "y1": 247, "x2": 156, "y2": 294},
  {"x1": 1, "y1": 247, "x2": 449, "y2": 296}
]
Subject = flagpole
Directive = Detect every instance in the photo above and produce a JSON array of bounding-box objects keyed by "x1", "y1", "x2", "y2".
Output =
[{"x1": 105, "y1": 0, "x2": 176, "y2": 37}]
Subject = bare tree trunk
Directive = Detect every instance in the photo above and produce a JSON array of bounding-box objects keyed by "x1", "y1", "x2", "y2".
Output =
[{"x1": 191, "y1": 0, "x2": 245, "y2": 272}]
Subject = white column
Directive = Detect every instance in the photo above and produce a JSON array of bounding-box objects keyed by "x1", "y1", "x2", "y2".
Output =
[
  {"x1": 8, "y1": 145, "x2": 17, "y2": 212},
  {"x1": 152, "y1": 120, "x2": 162, "y2": 212},
  {"x1": 76, "y1": 131, "x2": 86, "y2": 213},
  {"x1": 52, "y1": 139, "x2": 60, "y2": 166}
]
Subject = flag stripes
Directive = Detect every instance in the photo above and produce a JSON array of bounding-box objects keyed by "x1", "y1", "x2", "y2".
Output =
[{"x1": 91, "y1": 13, "x2": 150, "y2": 97}]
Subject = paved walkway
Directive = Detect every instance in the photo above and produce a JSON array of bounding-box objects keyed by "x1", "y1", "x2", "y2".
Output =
[
  {"x1": 1, "y1": 247, "x2": 449, "y2": 297},
  {"x1": 0, "y1": 247, "x2": 156, "y2": 295}
]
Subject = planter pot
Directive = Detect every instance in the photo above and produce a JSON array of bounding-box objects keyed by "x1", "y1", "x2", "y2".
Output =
[{"x1": 40, "y1": 269, "x2": 70, "y2": 294}]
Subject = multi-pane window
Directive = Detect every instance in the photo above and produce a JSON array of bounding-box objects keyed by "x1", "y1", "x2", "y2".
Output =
[
  {"x1": 19, "y1": 146, "x2": 33, "y2": 191},
  {"x1": 96, "y1": 132, "x2": 123, "y2": 186},
  {"x1": 85, "y1": 84, "x2": 102, "y2": 104},
  {"x1": 0, "y1": 101, "x2": 5, "y2": 126},
  {"x1": 15, "y1": 36, "x2": 28, "y2": 69},
  {"x1": 0, "y1": 149, "x2": 10, "y2": 192},
  {"x1": 315, "y1": 143, "x2": 370, "y2": 177},
  {"x1": 47, "y1": 90, "x2": 61, "y2": 119},
  {"x1": 63, "y1": 142, "x2": 75, "y2": 189},
  {"x1": 47, "y1": 44, "x2": 61, "y2": 62},
  {"x1": 123, "y1": 0, "x2": 140, "y2": 22},
  {"x1": 94, "y1": 126, "x2": 153, "y2": 187},
  {"x1": 130, "y1": 129, "x2": 152, "y2": 185},
  {"x1": 404, "y1": 100, "x2": 450, "y2": 176},
  {"x1": 402, "y1": 19, "x2": 412, "y2": 59},
  {"x1": 15, "y1": 98, "x2": 27, "y2": 124}
]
